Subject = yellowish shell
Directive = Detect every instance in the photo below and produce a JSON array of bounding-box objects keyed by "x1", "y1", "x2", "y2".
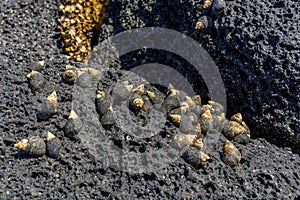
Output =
[
  {"x1": 97, "y1": 90, "x2": 106, "y2": 98},
  {"x1": 46, "y1": 131, "x2": 56, "y2": 141},
  {"x1": 14, "y1": 136, "x2": 46, "y2": 157},
  {"x1": 26, "y1": 70, "x2": 39, "y2": 79},
  {"x1": 185, "y1": 96, "x2": 196, "y2": 108},
  {"x1": 222, "y1": 121, "x2": 249, "y2": 139},
  {"x1": 169, "y1": 114, "x2": 181, "y2": 125},
  {"x1": 46, "y1": 91, "x2": 58, "y2": 112},
  {"x1": 80, "y1": 67, "x2": 100, "y2": 77},
  {"x1": 192, "y1": 95, "x2": 201, "y2": 105},
  {"x1": 146, "y1": 91, "x2": 156, "y2": 101},
  {"x1": 191, "y1": 137, "x2": 203, "y2": 149},
  {"x1": 231, "y1": 113, "x2": 243, "y2": 124},
  {"x1": 199, "y1": 151, "x2": 210, "y2": 162},
  {"x1": 174, "y1": 134, "x2": 197, "y2": 149},
  {"x1": 133, "y1": 84, "x2": 145, "y2": 95},
  {"x1": 203, "y1": 0, "x2": 212, "y2": 9},
  {"x1": 195, "y1": 21, "x2": 205, "y2": 30},
  {"x1": 201, "y1": 109, "x2": 212, "y2": 119},
  {"x1": 133, "y1": 98, "x2": 144, "y2": 109},
  {"x1": 223, "y1": 140, "x2": 241, "y2": 167},
  {"x1": 68, "y1": 110, "x2": 79, "y2": 119},
  {"x1": 14, "y1": 139, "x2": 29, "y2": 151}
]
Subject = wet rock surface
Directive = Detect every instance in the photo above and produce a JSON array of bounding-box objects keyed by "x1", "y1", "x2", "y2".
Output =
[{"x1": 0, "y1": 0, "x2": 299, "y2": 199}]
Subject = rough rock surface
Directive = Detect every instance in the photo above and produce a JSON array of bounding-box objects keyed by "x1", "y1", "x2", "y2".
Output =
[
  {"x1": 104, "y1": 0, "x2": 300, "y2": 152},
  {"x1": 0, "y1": 0, "x2": 299, "y2": 199}
]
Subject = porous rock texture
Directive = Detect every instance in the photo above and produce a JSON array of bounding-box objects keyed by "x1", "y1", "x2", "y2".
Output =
[
  {"x1": 104, "y1": 0, "x2": 300, "y2": 152},
  {"x1": 0, "y1": 0, "x2": 299, "y2": 199}
]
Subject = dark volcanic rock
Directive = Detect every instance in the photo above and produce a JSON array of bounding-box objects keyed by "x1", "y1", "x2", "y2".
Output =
[
  {"x1": 0, "y1": 0, "x2": 299, "y2": 199},
  {"x1": 215, "y1": 0, "x2": 300, "y2": 152},
  {"x1": 103, "y1": 0, "x2": 300, "y2": 152},
  {"x1": 87, "y1": 0, "x2": 300, "y2": 197}
]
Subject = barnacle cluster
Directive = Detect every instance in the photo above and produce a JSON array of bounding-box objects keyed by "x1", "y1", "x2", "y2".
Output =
[{"x1": 58, "y1": 0, "x2": 108, "y2": 63}]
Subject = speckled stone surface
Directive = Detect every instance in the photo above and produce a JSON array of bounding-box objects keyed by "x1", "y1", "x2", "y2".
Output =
[{"x1": 0, "y1": 0, "x2": 299, "y2": 199}]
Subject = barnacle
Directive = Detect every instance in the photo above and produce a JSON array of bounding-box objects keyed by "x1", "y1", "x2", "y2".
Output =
[
  {"x1": 130, "y1": 96, "x2": 144, "y2": 111},
  {"x1": 46, "y1": 132, "x2": 61, "y2": 158},
  {"x1": 146, "y1": 91, "x2": 156, "y2": 102},
  {"x1": 191, "y1": 137, "x2": 204, "y2": 149},
  {"x1": 14, "y1": 136, "x2": 46, "y2": 157},
  {"x1": 58, "y1": 0, "x2": 109, "y2": 63},
  {"x1": 26, "y1": 70, "x2": 46, "y2": 92},
  {"x1": 230, "y1": 113, "x2": 243, "y2": 124},
  {"x1": 132, "y1": 84, "x2": 145, "y2": 95},
  {"x1": 37, "y1": 91, "x2": 58, "y2": 120}
]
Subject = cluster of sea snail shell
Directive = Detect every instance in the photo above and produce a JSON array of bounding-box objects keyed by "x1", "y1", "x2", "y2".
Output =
[
  {"x1": 94, "y1": 77, "x2": 250, "y2": 168},
  {"x1": 15, "y1": 63, "x2": 250, "y2": 168},
  {"x1": 15, "y1": 64, "x2": 102, "y2": 158},
  {"x1": 195, "y1": 0, "x2": 226, "y2": 32}
]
